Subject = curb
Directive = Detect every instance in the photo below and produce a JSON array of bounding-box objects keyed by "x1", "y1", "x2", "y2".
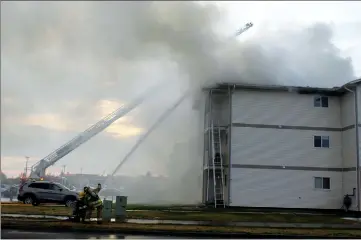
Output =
[{"x1": 1, "y1": 222, "x2": 358, "y2": 239}]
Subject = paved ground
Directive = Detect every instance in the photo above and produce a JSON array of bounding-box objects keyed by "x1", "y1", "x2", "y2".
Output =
[
  {"x1": 2, "y1": 213, "x2": 360, "y2": 229},
  {"x1": 1, "y1": 197, "x2": 12, "y2": 202},
  {"x1": 1, "y1": 229, "x2": 174, "y2": 239}
]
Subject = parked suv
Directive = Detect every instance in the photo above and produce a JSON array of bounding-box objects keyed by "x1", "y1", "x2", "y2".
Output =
[{"x1": 18, "y1": 181, "x2": 78, "y2": 207}]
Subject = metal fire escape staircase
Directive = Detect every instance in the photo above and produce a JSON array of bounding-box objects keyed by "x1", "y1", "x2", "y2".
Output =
[
  {"x1": 204, "y1": 22, "x2": 253, "y2": 208},
  {"x1": 210, "y1": 121, "x2": 226, "y2": 208}
]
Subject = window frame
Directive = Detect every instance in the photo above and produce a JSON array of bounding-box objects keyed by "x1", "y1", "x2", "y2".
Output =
[
  {"x1": 314, "y1": 177, "x2": 331, "y2": 190},
  {"x1": 313, "y1": 135, "x2": 330, "y2": 148},
  {"x1": 314, "y1": 96, "x2": 329, "y2": 108}
]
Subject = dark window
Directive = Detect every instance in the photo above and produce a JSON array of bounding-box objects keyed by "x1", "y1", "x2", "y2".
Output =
[
  {"x1": 314, "y1": 136, "x2": 329, "y2": 148},
  {"x1": 49, "y1": 184, "x2": 62, "y2": 191},
  {"x1": 322, "y1": 178, "x2": 330, "y2": 189},
  {"x1": 314, "y1": 177, "x2": 330, "y2": 190},
  {"x1": 314, "y1": 96, "x2": 329, "y2": 108},
  {"x1": 28, "y1": 183, "x2": 50, "y2": 189},
  {"x1": 321, "y1": 96, "x2": 329, "y2": 107},
  {"x1": 28, "y1": 183, "x2": 38, "y2": 188},
  {"x1": 314, "y1": 136, "x2": 321, "y2": 148}
]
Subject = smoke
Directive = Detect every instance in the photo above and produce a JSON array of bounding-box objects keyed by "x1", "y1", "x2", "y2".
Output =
[{"x1": 1, "y1": 1, "x2": 356, "y2": 204}]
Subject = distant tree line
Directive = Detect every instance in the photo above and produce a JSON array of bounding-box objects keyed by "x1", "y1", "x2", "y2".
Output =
[{"x1": 0, "y1": 171, "x2": 21, "y2": 185}]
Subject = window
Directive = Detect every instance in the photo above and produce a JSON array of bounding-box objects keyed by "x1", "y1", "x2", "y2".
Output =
[
  {"x1": 314, "y1": 96, "x2": 329, "y2": 108},
  {"x1": 314, "y1": 136, "x2": 329, "y2": 148},
  {"x1": 49, "y1": 184, "x2": 62, "y2": 191},
  {"x1": 314, "y1": 177, "x2": 330, "y2": 190},
  {"x1": 28, "y1": 183, "x2": 50, "y2": 189}
]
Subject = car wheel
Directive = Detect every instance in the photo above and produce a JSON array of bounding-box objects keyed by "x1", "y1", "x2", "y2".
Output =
[
  {"x1": 65, "y1": 199, "x2": 75, "y2": 208},
  {"x1": 24, "y1": 196, "x2": 34, "y2": 204}
]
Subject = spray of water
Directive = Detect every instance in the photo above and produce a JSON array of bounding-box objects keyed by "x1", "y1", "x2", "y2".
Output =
[{"x1": 1, "y1": 1, "x2": 356, "y2": 204}]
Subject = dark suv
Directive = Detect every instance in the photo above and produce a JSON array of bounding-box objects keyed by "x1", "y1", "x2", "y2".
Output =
[{"x1": 18, "y1": 181, "x2": 78, "y2": 207}]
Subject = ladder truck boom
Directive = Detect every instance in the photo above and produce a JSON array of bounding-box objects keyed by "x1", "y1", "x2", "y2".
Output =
[
  {"x1": 234, "y1": 22, "x2": 253, "y2": 37},
  {"x1": 29, "y1": 83, "x2": 163, "y2": 179}
]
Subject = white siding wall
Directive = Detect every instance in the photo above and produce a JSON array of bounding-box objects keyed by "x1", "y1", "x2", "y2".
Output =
[
  {"x1": 341, "y1": 93, "x2": 356, "y2": 167},
  {"x1": 230, "y1": 169, "x2": 342, "y2": 209},
  {"x1": 341, "y1": 130, "x2": 358, "y2": 210},
  {"x1": 340, "y1": 92, "x2": 358, "y2": 210},
  {"x1": 357, "y1": 85, "x2": 361, "y2": 166},
  {"x1": 341, "y1": 92, "x2": 355, "y2": 127},
  {"x1": 358, "y1": 85, "x2": 361, "y2": 121},
  {"x1": 357, "y1": 85, "x2": 361, "y2": 210},
  {"x1": 230, "y1": 90, "x2": 343, "y2": 209},
  {"x1": 232, "y1": 90, "x2": 341, "y2": 127},
  {"x1": 232, "y1": 128, "x2": 342, "y2": 167},
  {"x1": 343, "y1": 171, "x2": 357, "y2": 210}
]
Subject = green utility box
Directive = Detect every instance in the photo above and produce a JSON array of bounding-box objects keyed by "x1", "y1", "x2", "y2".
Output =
[
  {"x1": 102, "y1": 199, "x2": 113, "y2": 222},
  {"x1": 115, "y1": 196, "x2": 128, "y2": 222}
]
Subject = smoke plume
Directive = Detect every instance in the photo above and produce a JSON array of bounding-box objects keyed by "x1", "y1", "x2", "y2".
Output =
[{"x1": 1, "y1": 1, "x2": 356, "y2": 204}]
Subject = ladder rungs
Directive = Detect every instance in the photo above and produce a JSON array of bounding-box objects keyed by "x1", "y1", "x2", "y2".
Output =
[{"x1": 210, "y1": 124, "x2": 226, "y2": 207}]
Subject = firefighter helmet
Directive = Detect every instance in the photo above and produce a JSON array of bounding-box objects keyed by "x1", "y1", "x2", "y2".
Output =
[{"x1": 78, "y1": 191, "x2": 86, "y2": 198}]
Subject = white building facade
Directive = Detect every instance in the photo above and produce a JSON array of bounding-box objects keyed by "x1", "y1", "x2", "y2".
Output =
[{"x1": 202, "y1": 80, "x2": 361, "y2": 212}]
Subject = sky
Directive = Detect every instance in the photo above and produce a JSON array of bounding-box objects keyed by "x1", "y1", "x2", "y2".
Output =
[
  {"x1": 1, "y1": 1, "x2": 361, "y2": 182},
  {"x1": 217, "y1": 1, "x2": 361, "y2": 75}
]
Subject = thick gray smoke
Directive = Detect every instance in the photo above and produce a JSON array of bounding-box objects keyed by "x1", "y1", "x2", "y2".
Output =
[{"x1": 1, "y1": 1, "x2": 356, "y2": 204}]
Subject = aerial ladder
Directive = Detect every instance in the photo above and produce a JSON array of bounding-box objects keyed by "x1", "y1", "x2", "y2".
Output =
[
  {"x1": 28, "y1": 83, "x2": 164, "y2": 179},
  {"x1": 234, "y1": 22, "x2": 253, "y2": 37}
]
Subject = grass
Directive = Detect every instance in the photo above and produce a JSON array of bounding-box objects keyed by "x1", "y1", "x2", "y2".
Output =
[
  {"x1": 2, "y1": 217, "x2": 361, "y2": 237},
  {"x1": 1, "y1": 202, "x2": 198, "y2": 211},
  {"x1": 0, "y1": 204, "x2": 356, "y2": 224}
]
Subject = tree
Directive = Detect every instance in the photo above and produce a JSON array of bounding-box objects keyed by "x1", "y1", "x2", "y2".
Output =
[{"x1": 0, "y1": 171, "x2": 8, "y2": 184}]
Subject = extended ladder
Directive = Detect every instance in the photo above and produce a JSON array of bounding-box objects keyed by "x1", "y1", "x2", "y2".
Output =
[
  {"x1": 29, "y1": 83, "x2": 165, "y2": 178},
  {"x1": 211, "y1": 121, "x2": 226, "y2": 208}
]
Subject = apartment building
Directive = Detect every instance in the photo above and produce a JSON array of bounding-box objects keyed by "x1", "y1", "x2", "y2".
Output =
[{"x1": 202, "y1": 79, "x2": 360, "y2": 211}]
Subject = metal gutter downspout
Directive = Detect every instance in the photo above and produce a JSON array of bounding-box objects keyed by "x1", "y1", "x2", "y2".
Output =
[
  {"x1": 227, "y1": 84, "x2": 235, "y2": 206},
  {"x1": 345, "y1": 86, "x2": 360, "y2": 213},
  {"x1": 202, "y1": 89, "x2": 208, "y2": 204}
]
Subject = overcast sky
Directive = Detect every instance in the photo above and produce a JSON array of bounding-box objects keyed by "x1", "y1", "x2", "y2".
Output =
[{"x1": 1, "y1": 1, "x2": 360, "y2": 179}]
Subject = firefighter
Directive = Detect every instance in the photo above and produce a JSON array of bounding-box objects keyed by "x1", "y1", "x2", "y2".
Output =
[
  {"x1": 9, "y1": 186, "x2": 17, "y2": 202},
  {"x1": 83, "y1": 186, "x2": 103, "y2": 224},
  {"x1": 72, "y1": 191, "x2": 87, "y2": 222}
]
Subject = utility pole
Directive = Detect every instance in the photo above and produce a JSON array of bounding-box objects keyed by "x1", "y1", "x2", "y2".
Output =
[
  {"x1": 24, "y1": 156, "x2": 30, "y2": 177},
  {"x1": 61, "y1": 165, "x2": 66, "y2": 176}
]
